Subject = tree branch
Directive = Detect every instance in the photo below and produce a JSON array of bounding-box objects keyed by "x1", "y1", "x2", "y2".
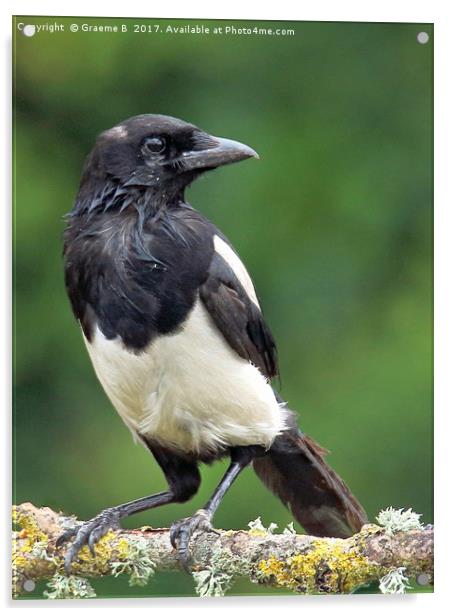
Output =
[{"x1": 12, "y1": 502, "x2": 433, "y2": 598}]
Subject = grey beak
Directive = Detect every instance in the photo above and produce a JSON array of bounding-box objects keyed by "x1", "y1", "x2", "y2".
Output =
[{"x1": 181, "y1": 136, "x2": 259, "y2": 170}]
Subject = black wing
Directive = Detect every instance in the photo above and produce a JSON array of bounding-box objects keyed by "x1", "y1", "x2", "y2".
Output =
[{"x1": 199, "y1": 249, "x2": 278, "y2": 380}]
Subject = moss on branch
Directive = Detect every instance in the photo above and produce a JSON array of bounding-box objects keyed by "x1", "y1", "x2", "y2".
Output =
[{"x1": 12, "y1": 503, "x2": 433, "y2": 599}]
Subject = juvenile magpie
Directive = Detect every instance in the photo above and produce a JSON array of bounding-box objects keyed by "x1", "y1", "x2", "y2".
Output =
[{"x1": 60, "y1": 114, "x2": 367, "y2": 571}]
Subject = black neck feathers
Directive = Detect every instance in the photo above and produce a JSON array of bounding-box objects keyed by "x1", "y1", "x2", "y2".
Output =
[
  {"x1": 71, "y1": 174, "x2": 186, "y2": 220},
  {"x1": 64, "y1": 187, "x2": 214, "y2": 352}
]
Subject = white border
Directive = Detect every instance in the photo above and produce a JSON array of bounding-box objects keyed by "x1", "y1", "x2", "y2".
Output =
[
  {"x1": 0, "y1": 0, "x2": 444, "y2": 22},
  {"x1": 2, "y1": 1, "x2": 450, "y2": 614}
]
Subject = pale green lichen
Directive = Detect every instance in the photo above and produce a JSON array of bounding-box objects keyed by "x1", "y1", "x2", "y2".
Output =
[
  {"x1": 110, "y1": 535, "x2": 155, "y2": 586},
  {"x1": 44, "y1": 574, "x2": 96, "y2": 599},
  {"x1": 376, "y1": 507, "x2": 423, "y2": 535},
  {"x1": 282, "y1": 522, "x2": 296, "y2": 535},
  {"x1": 31, "y1": 540, "x2": 60, "y2": 566},
  {"x1": 379, "y1": 567, "x2": 411, "y2": 594},
  {"x1": 248, "y1": 517, "x2": 296, "y2": 536},
  {"x1": 193, "y1": 567, "x2": 234, "y2": 597},
  {"x1": 248, "y1": 517, "x2": 278, "y2": 535},
  {"x1": 193, "y1": 544, "x2": 250, "y2": 597}
]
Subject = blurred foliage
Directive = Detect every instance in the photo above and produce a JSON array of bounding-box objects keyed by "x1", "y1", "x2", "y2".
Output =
[{"x1": 13, "y1": 17, "x2": 433, "y2": 598}]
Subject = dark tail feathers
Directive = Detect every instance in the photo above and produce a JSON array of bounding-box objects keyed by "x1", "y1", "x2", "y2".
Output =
[{"x1": 253, "y1": 429, "x2": 368, "y2": 538}]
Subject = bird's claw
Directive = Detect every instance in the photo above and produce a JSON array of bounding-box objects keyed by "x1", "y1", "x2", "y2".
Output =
[
  {"x1": 56, "y1": 508, "x2": 122, "y2": 574},
  {"x1": 55, "y1": 524, "x2": 82, "y2": 548},
  {"x1": 170, "y1": 509, "x2": 218, "y2": 571}
]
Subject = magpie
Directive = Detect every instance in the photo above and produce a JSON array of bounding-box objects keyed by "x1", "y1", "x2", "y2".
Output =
[{"x1": 60, "y1": 114, "x2": 367, "y2": 572}]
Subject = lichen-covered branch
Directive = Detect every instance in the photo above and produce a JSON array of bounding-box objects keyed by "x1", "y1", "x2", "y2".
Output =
[{"x1": 12, "y1": 503, "x2": 433, "y2": 598}]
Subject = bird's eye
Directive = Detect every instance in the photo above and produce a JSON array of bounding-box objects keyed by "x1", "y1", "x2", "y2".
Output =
[{"x1": 142, "y1": 136, "x2": 166, "y2": 155}]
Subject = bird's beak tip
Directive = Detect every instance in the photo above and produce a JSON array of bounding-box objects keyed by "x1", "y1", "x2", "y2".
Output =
[
  {"x1": 211, "y1": 136, "x2": 260, "y2": 165},
  {"x1": 182, "y1": 135, "x2": 259, "y2": 170}
]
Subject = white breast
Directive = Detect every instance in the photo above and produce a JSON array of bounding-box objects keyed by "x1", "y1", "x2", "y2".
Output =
[{"x1": 84, "y1": 299, "x2": 287, "y2": 455}]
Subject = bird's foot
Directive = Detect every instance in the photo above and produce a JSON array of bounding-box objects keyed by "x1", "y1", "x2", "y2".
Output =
[
  {"x1": 56, "y1": 508, "x2": 122, "y2": 574},
  {"x1": 170, "y1": 509, "x2": 219, "y2": 570}
]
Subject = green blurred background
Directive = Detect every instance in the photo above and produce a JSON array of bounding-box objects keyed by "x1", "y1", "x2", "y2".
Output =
[{"x1": 13, "y1": 17, "x2": 433, "y2": 598}]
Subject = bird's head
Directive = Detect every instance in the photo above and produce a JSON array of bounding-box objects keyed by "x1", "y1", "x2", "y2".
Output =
[{"x1": 76, "y1": 114, "x2": 259, "y2": 211}]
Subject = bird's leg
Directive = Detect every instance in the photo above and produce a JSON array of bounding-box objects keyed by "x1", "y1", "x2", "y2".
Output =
[
  {"x1": 170, "y1": 445, "x2": 263, "y2": 569},
  {"x1": 57, "y1": 491, "x2": 176, "y2": 573},
  {"x1": 169, "y1": 470, "x2": 239, "y2": 570},
  {"x1": 58, "y1": 448, "x2": 201, "y2": 573}
]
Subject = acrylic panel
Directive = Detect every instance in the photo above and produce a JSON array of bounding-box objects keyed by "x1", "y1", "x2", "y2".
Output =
[{"x1": 12, "y1": 16, "x2": 433, "y2": 599}]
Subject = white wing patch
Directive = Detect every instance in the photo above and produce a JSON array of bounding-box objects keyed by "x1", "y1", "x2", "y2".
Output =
[{"x1": 213, "y1": 235, "x2": 260, "y2": 308}]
